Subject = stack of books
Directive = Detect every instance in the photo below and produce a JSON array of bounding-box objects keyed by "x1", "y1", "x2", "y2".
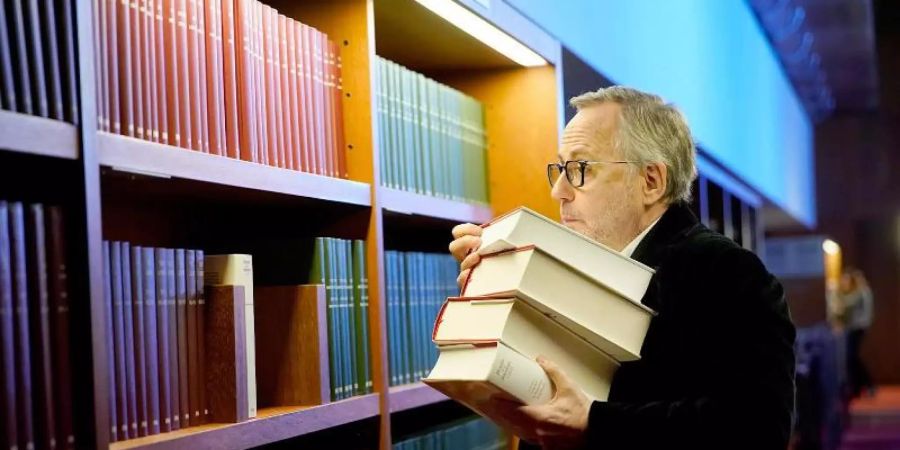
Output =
[{"x1": 424, "y1": 207, "x2": 657, "y2": 410}]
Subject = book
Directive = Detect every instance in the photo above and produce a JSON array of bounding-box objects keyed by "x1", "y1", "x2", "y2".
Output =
[
  {"x1": 24, "y1": 0, "x2": 48, "y2": 117},
  {"x1": 186, "y1": 249, "x2": 199, "y2": 424},
  {"x1": 462, "y1": 245, "x2": 654, "y2": 362},
  {"x1": 423, "y1": 341, "x2": 552, "y2": 406},
  {"x1": 121, "y1": 242, "x2": 139, "y2": 437},
  {"x1": 478, "y1": 207, "x2": 655, "y2": 304},
  {"x1": 0, "y1": 203, "x2": 17, "y2": 450},
  {"x1": 165, "y1": 249, "x2": 179, "y2": 430},
  {"x1": 141, "y1": 248, "x2": 161, "y2": 436},
  {"x1": 174, "y1": 249, "x2": 189, "y2": 427},
  {"x1": 26, "y1": 204, "x2": 56, "y2": 450},
  {"x1": 204, "y1": 254, "x2": 256, "y2": 418},
  {"x1": 46, "y1": 206, "x2": 75, "y2": 449},
  {"x1": 204, "y1": 285, "x2": 248, "y2": 423},
  {"x1": 195, "y1": 249, "x2": 207, "y2": 423},
  {"x1": 110, "y1": 242, "x2": 130, "y2": 439},
  {"x1": 433, "y1": 296, "x2": 618, "y2": 400},
  {"x1": 59, "y1": 0, "x2": 79, "y2": 124},
  {"x1": 130, "y1": 246, "x2": 149, "y2": 438},
  {"x1": 153, "y1": 247, "x2": 172, "y2": 432},
  {"x1": 0, "y1": 1, "x2": 16, "y2": 111},
  {"x1": 39, "y1": 0, "x2": 63, "y2": 120},
  {"x1": 103, "y1": 241, "x2": 117, "y2": 442},
  {"x1": 9, "y1": 0, "x2": 33, "y2": 114}
]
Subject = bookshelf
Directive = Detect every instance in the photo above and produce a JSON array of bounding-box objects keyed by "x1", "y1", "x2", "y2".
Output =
[
  {"x1": 0, "y1": 109, "x2": 79, "y2": 160},
  {"x1": 0, "y1": 0, "x2": 566, "y2": 449}
]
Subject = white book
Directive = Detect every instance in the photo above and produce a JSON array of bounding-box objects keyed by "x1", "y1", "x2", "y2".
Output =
[
  {"x1": 434, "y1": 296, "x2": 618, "y2": 400},
  {"x1": 424, "y1": 341, "x2": 552, "y2": 406},
  {"x1": 462, "y1": 246, "x2": 655, "y2": 362},
  {"x1": 479, "y1": 207, "x2": 654, "y2": 304},
  {"x1": 204, "y1": 254, "x2": 257, "y2": 418}
]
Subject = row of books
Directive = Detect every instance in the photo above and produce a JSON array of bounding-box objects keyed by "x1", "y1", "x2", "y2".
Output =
[
  {"x1": 424, "y1": 208, "x2": 657, "y2": 412},
  {"x1": 92, "y1": 0, "x2": 347, "y2": 176},
  {"x1": 384, "y1": 250, "x2": 458, "y2": 387},
  {"x1": 101, "y1": 242, "x2": 210, "y2": 442},
  {"x1": 0, "y1": 0, "x2": 79, "y2": 123},
  {"x1": 309, "y1": 237, "x2": 373, "y2": 401},
  {"x1": 375, "y1": 57, "x2": 489, "y2": 204},
  {"x1": 393, "y1": 417, "x2": 505, "y2": 450},
  {"x1": 1, "y1": 202, "x2": 75, "y2": 450}
]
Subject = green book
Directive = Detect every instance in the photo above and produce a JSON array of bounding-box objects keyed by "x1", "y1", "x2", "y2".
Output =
[
  {"x1": 353, "y1": 240, "x2": 371, "y2": 394},
  {"x1": 342, "y1": 239, "x2": 358, "y2": 397},
  {"x1": 386, "y1": 251, "x2": 399, "y2": 386},
  {"x1": 377, "y1": 58, "x2": 389, "y2": 188},
  {"x1": 410, "y1": 69, "x2": 423, "y2": 194},
  {"x1": 388, "y1": 61, "x2": 401, "y2": 190}
]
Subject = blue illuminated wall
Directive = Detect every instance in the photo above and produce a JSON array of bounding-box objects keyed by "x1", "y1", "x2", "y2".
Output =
[{"x1": 506, "y1": 0, "x2": 815, "y2": 227}]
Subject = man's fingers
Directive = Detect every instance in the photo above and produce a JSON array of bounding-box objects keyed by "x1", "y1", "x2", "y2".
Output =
[
  {"x1": 451, "y1": 222, "x2": 482, "y2": 239},
  {"x1": 448, "y1": 235, "x2": 482, "y2": 262},
  {"x1": 536, "y1": 355, "x2": 572, "y2": 394},
  {"x1": 460, "y1": 251, "x2": 481, "y2": 271},
  {"x1": 456, "y1": 269, "x2": 470, "y2": 290}
]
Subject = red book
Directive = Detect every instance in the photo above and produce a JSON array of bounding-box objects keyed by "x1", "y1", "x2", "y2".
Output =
[
  {"x1": 59, "y1": 0, "x2": 79, "y2": 124},
  {"x1": 120, "y1": 242, "x2": 139, "y2": 437},
  {"x1": 185, "y1": 250, "x2": 199, "y2": 425},
  {"x1": 125, "y1": 0, "x2": 141, "y2": 139},
  {"x1": 0, "y1": 203, "x2": 19, "y2": 450},
  {"x1": 141, "y1": 0, "x2": 158, "y2": 143},
  {"x1": 175, "y1": 0, "x2": 192, "y2": 150},
  {"x1": 0, "y1": 1, "x2": 17, "y2": 111},
  {"x1": 27, "y1": 205, "x2": 54, "y2": 450},
  {"x1": 40, "y1": 0, "x2": 64, "y2": 121},
  {"x1": 162, "y1": 0, "x2": 180, "y2": 146},
  {"x1": 175, "y1": 249, "x2": 190, "y2": 428},
  {"x1": 10, "y1": 202, "x2": 34, "y2": 450},
  {"x1": 129, "y1": 246, "x2": 149, "y2": 437},
  {"x1": 149, "y1": 0, "x2": 165, "y2": 143},
  {"x1": 195, "y1": 250, "x2": 207, "y2": 423},
  {"x1": 46, "y1": 206, "x2": 75, "y2": 449},
  {"x1": 314, "y1": 29, "x2": 328, "y2": 176},
  {"x1": 254, "y1": 1, "x2": 267, "y2": 165},
  {"x1": 262, "y1": 5, "x2": 277, "y2": 167},
  {"x1": 106, "y1": 0, "x2": 121, "y2": 134},
  {"x1": 300, "y1": 24, "x2": 317, "y2": 174},
  {"x1": 186, "y1": 0, "x2": 203, "y2": 152},
  {"x1": 285, "y1": 16, "x2": 301, "y2": 172},
  {"x1": 333, "y1": 41, "x2": 347, "y2": 179},
  {"x1": 95, "y1": 0, "x2": 107, "y2": 129},
  {"x1": 322, "y1": 35, "x2": 335, "y2": 178},
  {"x1": 279, "y1": 15, "x2": 294, "y2": 170},
  {"x1": 204, "y1": 0, "x2": 223, "y2": 156},
  {"x1": 220, "y1": 0, "x2": 240, "y2": 159},
  {"x1": 24, "y1": 0, "x2": 48, "y2": 117},
  {"x1": 234, "y1": 0, "x2": 256, "y2": 162},
  {"x1": 154, "y1": 248, "x2": 172, "y2": 433},
  {"x1": 214, "y1": 0, "x2": 227, "y2": 155},
  {"x1": 191, "y1": 0, "x2": 210, "y2": 154},
  {"x1": 140, "y1": 248, "x2": 161, "y2": 436},
  {"x1": 272, "y1": 11, "x2": 286, "y2": 169}
]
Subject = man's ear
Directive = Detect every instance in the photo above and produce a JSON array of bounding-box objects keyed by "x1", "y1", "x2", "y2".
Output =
[{"x1": 641, "y1": 162, "x2": 668, "y2": 205}]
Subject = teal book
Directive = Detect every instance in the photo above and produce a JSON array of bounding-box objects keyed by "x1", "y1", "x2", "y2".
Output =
[
  {"x1": 409, "y1": 69, "x2": 423, "y2": 194},
  {"x1": 409, "y1": 253, "x2": 422, "y2": 381},
  {"x1": 376, "y1": 58, "x2": 388, "y2": 188},
  {"x1": 418, "y1": 74, "x2": 433, "y2": 196},
  {"x1": 386, "y1": 251, "x2": 398, "y2": 386},
  {"x1": 353, "y1": 240, "x2": 371, "y2": 394},
  {"x1": 342, "y1": 239, "x2": 358, "y2": 397},
  {"x1": 399, "y1": 253, "x2": 411, "y2": 384},
  {"x1": 402, "y1": 67, "x2": 416, "y2": 193}
]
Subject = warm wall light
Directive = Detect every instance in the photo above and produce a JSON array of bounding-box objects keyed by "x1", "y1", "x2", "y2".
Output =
[
  {"x1": 413, "y1": 0, "x2": 547, "y2": 67},
  {"x1": 822, "y1": 239, "x2": 840, "y2": 255}
]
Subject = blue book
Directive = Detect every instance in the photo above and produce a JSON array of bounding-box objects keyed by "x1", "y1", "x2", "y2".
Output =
[
  {"x1": 154, "y1": 248, "x2": 172, "y2": 432},
  {"x1": 141, "y1": 248, "x2": 161, "y2": 435}
]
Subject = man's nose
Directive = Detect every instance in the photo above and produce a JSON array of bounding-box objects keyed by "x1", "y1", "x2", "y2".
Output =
[{"x1": 550, "y1": 173, "x2": 574, "y2": 202}]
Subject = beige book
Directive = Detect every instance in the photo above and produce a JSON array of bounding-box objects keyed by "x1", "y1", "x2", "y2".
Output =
[
  {"x1": 462, "y1": 246, "x2": 654, "y2": 362},
  {"x1": 479, "y1": 207, "x2": 654, "y2": 304},
  {"x1": 424, "y1": 341, "x2": 552, "y2": 407},
  {"x1": 204, "y1": 254, "x2": 257, "y2": 418},
  {"x1": 433, "y1": 296, "x2": 617, "y2": 400}
]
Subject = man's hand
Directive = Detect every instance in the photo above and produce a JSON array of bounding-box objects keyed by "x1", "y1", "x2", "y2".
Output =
[
  {"x1": 483, "y1": 356, "x2": 592, "y2": 450},
  {"x1": 449, "y1": 223, "x2": 483, "y2": 289}
]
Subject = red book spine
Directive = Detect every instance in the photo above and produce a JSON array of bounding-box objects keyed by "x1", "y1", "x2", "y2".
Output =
[
  {"x1": 272, "y1": 11, "x2": 286, "y2": 169},
  {"x1": 46, "y1": 207, "x2": 75, "y2": 449},
  {"x1": 164, "y1": 0, "x2": 181, "y2": 146},
  {"x1": 106, "y1": 0, "x2": 121, "y2": 133},
  {"x1": 125, "y1": 0, "x2": 141, "y2": 140},
  {"x1": 279, "y1": 15, "x2": 294, "y2": 170},
  {"x1": 187, "y1": 0, "x2": 203, "y2": 152},
  {"x1": 300, "y1": 24, "x2": 317, "y2": 174},
  {"x1": 221, "y1": 0, "x2": 240, "y2": 159},
  {"x1": 0, "y1": 202, "x2": 16, "y2": 450},
  {"x1": 153, "y1": 0, "x2": 169, "y2": 145},
  {"x1": 165, "y1": 249, "x2": 180, "y2": 431},
  {"x1": 214, "y1": 0, "x2": 227, "y2": 157},
  {"x1": 314, "y1": 30, "x2": 328, "y2": 176},
  {"x1": 286, "y1": 17, "x2": 301, "y2": 172},
  {"x1": 333, "y1": 41, "x2": 347, "y2": 179},
  {"x1": 94, "y1": 0, "x2": 106, "y2": 129},
  {"x1": 26, "y1": 205, "x2": 55, "y2": 450},
  {"x1": 253, "y1": 1, "x2": 266, "y2": 165},
  {"x1": 195, "y1": 250, "x2": 207, "y2": 423},
  {"x1": 191, "y1": 0, "x2": 209, "y2": 154},
  {"x1": 233, "y1": 0, "x2": 253, "y2": 161},
  {"x1": 322, "y1": 35, "x2": 335, "y2": 178},
  {"x1": 204, "y1": 0, "x2": 222, "y2": 156},
  {"x1": 175, "y1": 250, "x2": 189, "y2": 428},
  {"x1": 263, "y1": 5, "x2": 277, "y2": 167},
  {"x1": 142, "y1": 0, "x2": 158, "y2": 143},
  {"x1": 176, "y1": 0, "x2": 192, "y2": 150}
]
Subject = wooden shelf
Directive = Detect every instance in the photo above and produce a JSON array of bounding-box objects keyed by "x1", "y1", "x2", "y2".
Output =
[
  {"x1": 388, "y1": 383, "x2": 450, "y2": 414},
  {"x1": 97, "y1": 132, "x2": 372, "y2": 207},
  {"x1": 109, "y1": 394, "x2": 380, "y2": 450},
  {"x1": 0, "y1": 110, "x2": 78, "y2": 159},
  {"x1": 380, "y1": 187, "x2": 493, "y2": 224}
]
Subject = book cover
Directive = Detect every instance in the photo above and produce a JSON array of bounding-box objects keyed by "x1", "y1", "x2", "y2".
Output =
[
  {"x1": 154, "y1": 247, "x2": 172, "y2": 432},
  {"x1": 110, "y1": 242, "x2": 130, "y2": 439},
  {"x1": 24, "y1": 0, "x2": 48, "y2": 117},
  {"x1": 40, "y1": 0, "x2": 64, "y2": 120},
  {"x1": 205, "y1": 285, "x2": 248, "y2": 423},
  {"x1": 121, "y1": 242, "x2": 139, "y2": 437},
  {"x1": 165, "y1": 249, "x2": 180, "y2": 430},
  {"x1": 174, "y1": 248, "x2": 189, "y2": 428},
  {"x1": 103, "y1": 241, "x2": 117, "y2": 442},
  {"x1": 185, "y1": 249, "x2": 199, "y2": 424},
  {"x1": 0, "y1": 203, "x2": 17, "y2": 449},
  {"x1": 46, "y1": 206, "x2": 74, "y2": 448},
  {"x1": 129, "y1": 246, "x2": 149, "y2": 438},
  {"x1": 0, "y1": 1, "x2": 17, "y2": 111},
  {"x1": 141, "y1": 247, "x2": 161, "y2": 436},
  {"x1": 26, "y1": 205, "x2": 56, "y2": 450}
]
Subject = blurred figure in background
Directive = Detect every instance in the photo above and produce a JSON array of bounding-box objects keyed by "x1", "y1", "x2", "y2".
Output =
[{"x1": 839, "y1": 268, "x2": 875, "y2": 398}]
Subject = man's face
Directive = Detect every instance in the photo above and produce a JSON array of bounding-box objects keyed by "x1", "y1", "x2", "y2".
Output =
[{"x1": 552, "y1": 103, "x2": 644, "y2": 251}]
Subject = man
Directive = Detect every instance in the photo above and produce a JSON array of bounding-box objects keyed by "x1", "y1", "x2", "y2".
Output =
[{"x1": 449, "y1": 87, "x2": 796, "y2": 450}]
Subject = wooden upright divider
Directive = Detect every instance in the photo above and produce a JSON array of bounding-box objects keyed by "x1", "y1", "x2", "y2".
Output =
[
  {"x1": 205, "y1": 285, "x2": 249, "y2": 424},
  {"x1": 255, "y1": 285, "x2": 330, "y2": 406}
]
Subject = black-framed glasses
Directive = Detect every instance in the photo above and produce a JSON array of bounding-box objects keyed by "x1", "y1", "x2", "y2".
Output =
[{"x1": 546, "y1": 160, "x2": 639, "y2": 188}]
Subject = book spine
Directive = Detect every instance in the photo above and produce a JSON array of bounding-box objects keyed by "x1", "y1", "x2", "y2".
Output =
[
  {"x1": 107, "y1": 0, "x2": 121, "y2": 132},
  {"x1": 195, "y1": 250, "x2": 207, "y2": 423},
  {"x1": 341, "y1": 240, "x2": 356, "y2": 397},
  {"x1": 386, "y1": 251, "x2": 397, "y2": 387},
  {"x1": 252, "y1": 2, "x2": 265, "y2": 165},
  {"x1": 192, "y1": 0, "x2": 210, "y2": 154},
  {"x1": 0, "y1": 1, "x2": 17, "y2": 111},
  {"x1": 130, "y1": 246, "x2": 148, "y2": 438},
  {"x1": 60, "y1": 0, "x2": 79, "y2": 124},
  {"x1": 271, "y1": 10, "x2": 285, "y2": 168},
  {"x1": 46, "y1": 206, "x2": 74, "y2": 449},
  {"x1": 322, "y1": 37, "x2": 335, "y2": 178},
  {"x1": 174, "y1": 0, "x2": 191, "y2": 149},
  {"x1": 110, "y1": 242, "x2": 130, "y2": 439},
  {"x1": 174, "y1": 249, "x2": 189, "y2": 428},
  {"x1": 159, "y1": 0, "x2": 175, "y2": 145},
  {"x1": 26, "y1": 205, "x2": 55, "y2": 450},
  {"x1": 0, "y1": 203, "x2": 17, "y2": 449},
  {"x1": 283, "y1": 15, "x2": 299, "y2": 171},
  {"x1": 221, "y1": 0, "x2": 239, "y2": 159},
  {"x1": 102, "y1": 241, "x2": 117, "y2": 442},
  {"x1": 335, "y1": 42, "x2": 347, "y2": 179},
  {"x1": 10, "y1": 0, "x2": 34, "y2": 114},
  {"x1": 121, "y1": 242, "x2": 139, "y2": 437},
  {"x1": 141, "y1": 0, "x2": 158, "y2": 142},
  {"x1": 141, "y1": 248, "x2": 160, "y2": 436},
  {"x1": 40, "y1": 0, "x2": 64, "y2": 120},
  {"x1": 296, "y1": 22, "x2": 311, "y2": 173},
  {"x1": 313, "y1": 30, "x2": 327, "y2": 177},
  {"x1": 154, "y1": 248, "x2": 171, "y2": 432},
  {"x1": 123, "y1": 0, "x2": 139, "y2": 139},
  {"x1": 185, "y1": 249, "x2": 198, "y2": 425},
  {"x1": 279, "y1": 15, "x2": 293, "y2": 170},
  {"x1": 214, "y1": 0, "x2": 227, "y2": 156},
  {"x1": 204, "y1": 0, "x2": 221, "y2": 156},
  {"x1": 25, "y1": 0, "x2": 47, "y2": 117},
  {"x1": 165, "y1": 249, "x2": 179, "y2": 430}
]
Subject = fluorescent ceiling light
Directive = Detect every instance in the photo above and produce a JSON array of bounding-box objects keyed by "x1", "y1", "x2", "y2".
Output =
[{"x1": 414, "y1": 0, "x2": 547, "y2": 67}]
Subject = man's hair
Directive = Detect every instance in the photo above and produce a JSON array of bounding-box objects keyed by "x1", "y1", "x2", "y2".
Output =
[{"x1": 570, "y1": 86, "x2": 697, "y2": 204}]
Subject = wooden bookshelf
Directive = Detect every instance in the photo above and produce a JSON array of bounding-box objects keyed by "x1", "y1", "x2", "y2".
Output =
[
  {"x1": 388, "y1": 383, "x2": 449, "y2": 414},
  {"x1": 97, "y1": 132, "x2": 372, "y2": 207},
  {"x1": 0, "y1": 110, "x2": 79, "y2": 160},
  {"x1": 109, "y1": 394, "x2": 380, "y2": 450},
  {"x1": 380, "y1": 186, "x2": 493, "y2": 224}
]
